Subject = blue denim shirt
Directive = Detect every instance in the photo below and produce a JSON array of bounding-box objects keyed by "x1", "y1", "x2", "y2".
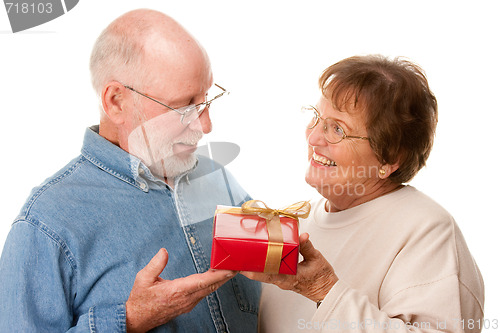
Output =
[{"x1": 0, "y1": 126, "x2": 261, "y2": 332}]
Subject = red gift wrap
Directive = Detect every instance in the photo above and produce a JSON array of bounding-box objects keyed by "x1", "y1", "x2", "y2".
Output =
[{"x1": 210, "y1": 200, "x2": 310, "y2": 275}]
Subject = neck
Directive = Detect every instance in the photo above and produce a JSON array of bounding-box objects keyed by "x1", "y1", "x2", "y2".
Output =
[
  {"x1": 325, "y1": 181, "x2": 403, "y2": 213},
  {"x1": 99, "y1": 119, "x2": 123, "y2": 149},
  {"x1": 166, "y1": 177, "x2": 175, "y2": 189}
]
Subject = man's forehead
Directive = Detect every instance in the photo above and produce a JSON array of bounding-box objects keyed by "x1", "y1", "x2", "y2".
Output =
[{"x1": 142, "y1": 71, "x2": 212, "y2": 106}]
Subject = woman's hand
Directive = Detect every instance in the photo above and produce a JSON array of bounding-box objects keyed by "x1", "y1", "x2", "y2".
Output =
[{"x1": 241, "y1": 233, "x2": 338, "y2": 302}]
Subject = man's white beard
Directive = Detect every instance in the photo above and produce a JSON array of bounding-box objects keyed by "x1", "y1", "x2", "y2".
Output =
[{"x1": 128, "y1": 112, "x2": 203, "y2": 180}]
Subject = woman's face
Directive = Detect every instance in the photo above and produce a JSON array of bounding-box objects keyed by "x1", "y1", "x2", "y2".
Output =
[{"x1": 305, "y1": 96, "x2": 384, "y2": 211}]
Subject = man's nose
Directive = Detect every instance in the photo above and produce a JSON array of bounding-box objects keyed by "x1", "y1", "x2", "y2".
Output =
[{"x1": 189, "y1": 109, "x2": 212, "y2": 134}]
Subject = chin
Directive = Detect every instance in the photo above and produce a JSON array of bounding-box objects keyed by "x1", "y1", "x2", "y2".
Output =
[
  {"x1": 305, "y1": 172, "x2": 328, "y2": 194},
  {"x1": 149, "y1": 153, "x2": 198, "y2": 179}
]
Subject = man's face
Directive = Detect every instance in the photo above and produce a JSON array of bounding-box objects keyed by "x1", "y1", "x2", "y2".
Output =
[
  {"x1": 123, "y1": 46, "x2": 214, "y2": 180},
  {"x1": 127, "y1": 107, "x2": 205, "y2": 179}
]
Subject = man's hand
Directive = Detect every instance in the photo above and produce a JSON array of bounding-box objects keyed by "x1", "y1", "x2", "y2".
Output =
[
  {"x1": 126, "y1": 248, "x2": 236, "y2": 333},
  {"x1": 241, "y1": 233, "x2": 338, "y2": 302}
]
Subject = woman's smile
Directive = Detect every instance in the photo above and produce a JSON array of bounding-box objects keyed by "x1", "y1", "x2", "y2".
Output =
[{"x1": 311, "y1": 152, "x2": 337, "y2": 167}]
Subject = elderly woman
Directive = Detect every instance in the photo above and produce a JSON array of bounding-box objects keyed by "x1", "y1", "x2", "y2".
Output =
[{"x1": 243, "y1": 55, "x2": 484, "y2": 332}]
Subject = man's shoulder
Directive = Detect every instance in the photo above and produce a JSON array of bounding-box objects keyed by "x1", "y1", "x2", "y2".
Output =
[
  {"x1": 18, "y1": 153, "x2": 109, "y2": 220},
  {"x1": 24, "y1": 155, "x2": 86, "y2": 200}
]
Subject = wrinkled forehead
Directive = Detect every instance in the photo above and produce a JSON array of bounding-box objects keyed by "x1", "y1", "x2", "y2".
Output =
[{"x1": 142, "y1": 33, "x2": 213, "y2": 95}]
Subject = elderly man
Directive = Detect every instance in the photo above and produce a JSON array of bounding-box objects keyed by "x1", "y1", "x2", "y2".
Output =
[{"x1": 0, "y1": 9, "x2": 260, "y2": 332}]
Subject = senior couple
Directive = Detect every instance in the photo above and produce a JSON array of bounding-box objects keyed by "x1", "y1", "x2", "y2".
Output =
[{"x1": 0, "y1": 8, "x2": 484, "y2": 333}]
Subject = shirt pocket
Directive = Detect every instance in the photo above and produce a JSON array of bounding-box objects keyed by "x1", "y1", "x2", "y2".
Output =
[{"x1": 230, "y1": 275, "x2": 261, "y2": 315}]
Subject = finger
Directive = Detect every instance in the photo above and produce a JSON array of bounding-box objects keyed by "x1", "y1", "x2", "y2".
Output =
[
  {"x1": 240, "y1": 271, "x2": 291, "y2": 290},
  {"x1": 299, "y1": 235, "x2": 318, "y2": 260},
  {"x1": 175, "y1": 269, "x2": 234, "y2": 293},
  {"x1": 196, "y1": 269, "x2": 236, "y2": 289},
  {"x1": 177, "y1": 270, "x2": 234, "y2": 300},
  {"x1": 299, "y1": 232, "x2": 310, "y2": 245},
  {"x1": 240, "y1": 271, "x2": 272, "y2": 283},
  {"x1": 138, "y1": 248, "x2": 169, "y2": 284},
  {"x1": 208, "y1": 269, "x2": 238, "y2": 277}
]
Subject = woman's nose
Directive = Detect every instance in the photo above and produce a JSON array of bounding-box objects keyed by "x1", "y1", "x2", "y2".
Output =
[{"x1": 306, "y1": 123, "x2": 326, "y2": 147}]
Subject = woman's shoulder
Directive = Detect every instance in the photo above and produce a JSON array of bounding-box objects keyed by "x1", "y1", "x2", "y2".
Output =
[
  {"x1": 373, "y1": 186, "x2": 463, "y2": 257},
  {"x1": 379, "y1": 185, "x2": 454, "y2": 224}
]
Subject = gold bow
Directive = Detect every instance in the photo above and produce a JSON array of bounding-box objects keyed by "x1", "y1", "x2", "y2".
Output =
[
  {"x1": 240, "y1": 200, "x2": 311, "y2": 221},
  {"x1": 216, "y1": 200, "x2": 311, "y2": 274}
]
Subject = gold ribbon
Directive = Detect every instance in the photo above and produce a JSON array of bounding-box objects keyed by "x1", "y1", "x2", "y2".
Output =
[{"x1": 216, "y1": 200, "x2": 311, "y2": 273}]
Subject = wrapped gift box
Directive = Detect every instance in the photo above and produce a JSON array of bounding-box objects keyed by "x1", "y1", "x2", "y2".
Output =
[{"x1": 210, "y1": 205, "x2": 300, "y2": 275}]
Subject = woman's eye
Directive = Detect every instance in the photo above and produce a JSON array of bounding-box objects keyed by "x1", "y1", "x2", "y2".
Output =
[
  {"x1": 326, "y1": 120, "x2": 344, "y2": 137},
  {"x1": 334, "y1": 124, "x2": 344, "y2": 136}
]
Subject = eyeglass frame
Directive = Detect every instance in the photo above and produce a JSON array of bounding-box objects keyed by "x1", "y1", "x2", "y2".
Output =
[
  {"x1": 123, "y1": 83, "x2": 228, "y2": 125},
  {"x1": 303, "y1": 105, "x2": 370, "y2": 144}
]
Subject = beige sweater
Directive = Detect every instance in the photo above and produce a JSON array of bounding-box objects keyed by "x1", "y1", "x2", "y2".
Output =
[{"x1": 259, "y1": 186, "x2": 484, "y2": 332}]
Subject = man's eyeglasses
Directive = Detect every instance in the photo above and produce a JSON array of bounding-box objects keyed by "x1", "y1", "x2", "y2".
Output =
[
  {"x1": 124, "y1": 83, "x2": 228, "y2": 125},
  {"x1": 302, "y1": 105, "x2": 370, "y2": 144}
]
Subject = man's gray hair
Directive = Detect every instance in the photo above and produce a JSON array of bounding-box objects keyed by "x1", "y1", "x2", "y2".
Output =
[{"x1": 89, "y1": 16, "x2": 152, "y2": 99}]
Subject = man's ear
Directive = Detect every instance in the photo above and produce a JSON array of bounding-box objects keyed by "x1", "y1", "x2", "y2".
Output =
[
  {"x1": 101, "y1": 82, "x2": 128, "y2": 125},
  {"x1": 378, "y1": 161, "x2": 400, "y2": 180}
]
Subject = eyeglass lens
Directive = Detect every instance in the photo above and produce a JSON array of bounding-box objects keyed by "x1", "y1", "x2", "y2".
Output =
[
  {"x1": 304, "y1": 107, "x2": 345, "y2": 143},
  {"x1": 179, "y1": 84, "x2": 226, "y2": 124}
]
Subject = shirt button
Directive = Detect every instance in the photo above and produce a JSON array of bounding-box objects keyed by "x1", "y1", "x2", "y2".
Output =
[
  {"x1": 139, "y1": 167, "x2": 145, "y2": 175},
  {"x1": 190, "y1": 236, "x2": 196, "y2": 245},
  {"x1": 139, "y1": 182, "x2": 147, "y2": 190}
]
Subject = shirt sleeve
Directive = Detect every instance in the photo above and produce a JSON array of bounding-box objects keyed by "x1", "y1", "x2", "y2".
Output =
[{"x1": 0, "y1": 220, "x2": 127, "y2": 332}]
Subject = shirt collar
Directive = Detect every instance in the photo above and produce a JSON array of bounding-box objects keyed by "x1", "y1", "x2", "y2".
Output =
[{"x1": 81, "y1": 125, "x2": 194, "y2": 192}]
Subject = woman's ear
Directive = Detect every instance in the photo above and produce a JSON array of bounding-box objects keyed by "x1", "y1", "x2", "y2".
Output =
[
  {"x1": 101, "y1": 82, "x2": 128, "y2": 125},
  {"x1": 378, "y1": 162, "x2": 399, "y2": 179}
]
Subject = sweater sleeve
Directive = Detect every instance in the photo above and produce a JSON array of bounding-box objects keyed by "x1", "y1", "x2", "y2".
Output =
[
  {"x1": 310, "y1": 210, "x2": 484, "y2": 333},
  {"x1": 312, "y1": 275, "x2": 482, "y2": 332},
  {"x1": 0, "y1": 220, "x2": 127, "y2": 332}
]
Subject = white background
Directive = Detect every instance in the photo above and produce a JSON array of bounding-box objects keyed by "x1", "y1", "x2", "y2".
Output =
[{"x1": 1, "y1": 0, "x2": 499, "y2": 324}]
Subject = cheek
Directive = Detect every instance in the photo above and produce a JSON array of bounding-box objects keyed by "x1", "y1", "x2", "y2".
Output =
[
  {"x1": 335, "y1": 142, "x2": 366, "y2": 164},
  {"x1": 145, "y1": 113, "x2": 184, "y2": 136},
  {"x1": 339, "y1": 145, "x2": 381, "y2": 180},
  {"x1": 353, "y1": 144, "x2": 380, "y2": 167}
]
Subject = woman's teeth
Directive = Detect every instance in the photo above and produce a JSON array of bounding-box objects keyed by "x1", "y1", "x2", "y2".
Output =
[{"x1": 312, "y1": 153, "x2": 337, "y2": 166}]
